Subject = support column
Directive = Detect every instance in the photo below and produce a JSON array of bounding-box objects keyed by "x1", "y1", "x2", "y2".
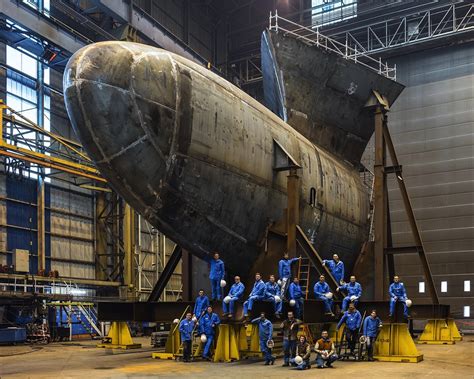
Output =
[
  {"x1": 37, "y1": 177, "x2": 45, "y2": 273},
  {"x1": 181, "y1": 249, "x2": 193, "y2": 301},
  {"x1": 123, "y1": 203, "x2": 135, "y2": 287},
  {"x1": 286, "y1": 167, "x2": 299, "y2": 257},
  {"x1": 95, "y1": 193, "x2": 108, "y2": 281}
]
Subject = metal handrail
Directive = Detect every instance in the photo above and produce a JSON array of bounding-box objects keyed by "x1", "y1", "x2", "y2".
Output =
[{"x1": 269, "y1": 10, "x2": 397, "y2": 80}]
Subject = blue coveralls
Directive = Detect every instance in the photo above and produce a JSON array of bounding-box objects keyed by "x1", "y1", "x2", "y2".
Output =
[
  {"x1": 279, "y1": 257, "x2": 299, "y2": 298},
  {"x1": 264, "y1": 281, "x2": 283, "y2": 315},
  {"x1": 251, "y1": 317, "x2": 274, "y2": 363},
  {"x1": 323, "y1": 259, "x2": 345, "y2": 284},
  {"x1": 288, "y1": 282, "x2": 304, "y2": 319},
  {"x1": 179, "y1": 318, "x2": 195, "y2": 361},
  {"x1": 243, "y1": 279, "x2": 266, "y2": 315},
  {"x1": 363, "y1": 315, "x2": 382, "y2": 358},
  {"x1": 389, "y1": 282, "x2": 408, "y2": 317},
  {"x1": 314, "y1": 281, "x2": 333, "y2": 313},
  {"x1": 199, "y1": 312, "x2": 220, "y2": 358},
  {"x1": 208, "y1": 258, "x2": 225, "y2": 300},
  {"x1": 222, "y1": 282, "x2": 245, "y2": 314},
  {"x1": 337, "y1": 310, "x2": 361, "y2": 352},
  {"x1": 193, "y1": 295, "x2": 210, "y2": 319},
  {"x1": 339, "y1": 281, "x2": 362, "y2": 311}
]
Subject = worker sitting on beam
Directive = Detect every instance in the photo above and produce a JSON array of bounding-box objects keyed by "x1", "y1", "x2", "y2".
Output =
[
  {"x1": 288, "y1": 277, "x2": 304, "y2": 319},
  {"x1": 337, "y1": 303, "x2": 362, "y2": 356},
  {"x1": 279, "y1": 253, "x2": 301, "y2": 300},
  {"x1": 264, "y1": 274, "x2": 282, "y2": 318},
  {"x1": 337, "y1": 275, "x2": 362, "y2": 311},
  {"x1": 243, "y1": 272, "x2": 266, "y2": 317},
  {"x1": 314, "y1": 275, "x2": 334, "y2": 316},
  {"x1": 389, "y1": 275, "x2": 409, "y2": 318},
  {"x1": 208, "y1": 252, "x2": 225, "y2": 301},
  {"x1": 222, "y1": 276, "x2": 245, "y2": 318},
  {"x1": 251, "y1": 312, "x2": 275, "y2": 365},
  {"x1": 193, "y1": 289, "x2": 209, "y2": 323},
  {"x1": 199, "y1": 306, "x2": 220, "y2": 361},
  {"x1": 323, "y1": 253, "x2": 345, "y2": 284}
]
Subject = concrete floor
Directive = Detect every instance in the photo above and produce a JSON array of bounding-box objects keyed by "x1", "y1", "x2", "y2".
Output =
[{"x1": 0, "y1": 336, "x2": 473, "y2": 378}]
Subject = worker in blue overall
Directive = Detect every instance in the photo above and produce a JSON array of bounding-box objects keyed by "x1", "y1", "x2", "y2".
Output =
[
  {"x1": 208, "y1": 252, "x2": 225, "y2": 301},
  {"x1": 222, "y1": 276, "x2": 245, "y2": 318},
  {"x1": 179, "y1": 312, "x2": 195, "y2": 362},
  {"x1": 193, "y1": 289, "x2": 209, "y2": 322},
  {"x1": 264, "y1": 275, "x2": 282, "y2": 317},
  {"x1": 288, "y1": 277, "x2": 304, "y2": 319},
  {"x1": 337, "y1": 275, "x2": 362, "y2": 311},
  {"x1": 389, "y1": 275, "x2": 409, "y2": 318},
  {"x1": 323, "y1": 253, "x2": 345, "y2": 284},
  {"x1": 199, "y1": 306, "x2": 220, "y2": 360},
  {"x1": 251, "y1": 312, "x2": 275, "y2": 365},
  {"x1": 314, "y1": 275, "x2": 334, "y2": 316},
  {"x1": 337, "y1": 303, "x2": 362, "y2": 355},
  {"x1": 279, "y1": 253, "x2": 301, "y2": 299},
  {"x1": 362, "y1": 309, "x2": 383, "y2": 361},
  {"x1": 243, "y1": 273, "x2": 266, "y2": 317}
]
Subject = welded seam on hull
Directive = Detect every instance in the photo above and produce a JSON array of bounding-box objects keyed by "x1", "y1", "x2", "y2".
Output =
[{"x1": 96, "y1": 134, "x2": 149, "y2": 164}]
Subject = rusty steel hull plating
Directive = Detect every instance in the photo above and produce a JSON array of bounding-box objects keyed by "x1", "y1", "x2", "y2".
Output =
[{"x1": 63, "y1": 42, "x2": 369, "y2": 278}]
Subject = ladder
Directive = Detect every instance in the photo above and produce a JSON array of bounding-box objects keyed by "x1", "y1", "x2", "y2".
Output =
[
  {"x1": 301, "y1": 324, "x2": 315, "y2": 345},
  {"x1": 297, "y1": 258, "x2": 311, "y2": 300}
]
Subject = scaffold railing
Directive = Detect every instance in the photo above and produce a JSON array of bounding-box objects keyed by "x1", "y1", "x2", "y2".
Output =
[{"x1": 269, "y1": 10, "x2": 397, "y2": 80}]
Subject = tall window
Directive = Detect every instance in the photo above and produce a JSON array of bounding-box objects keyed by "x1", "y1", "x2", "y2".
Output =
[
  {"x1": 23, "y1": 0, "x2": 50, "y2": 16},
  {"x1": 312, "y1": 0, "x2": 357, "y2": 27}
]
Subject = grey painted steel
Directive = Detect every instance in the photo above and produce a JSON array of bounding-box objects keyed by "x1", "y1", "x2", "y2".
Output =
[
  {"x1": 261, "y1": 30, "x2": 405, "y2": 166},
  {"x1": 63, "y1": 41, "x2": 370, "y2": 281}
]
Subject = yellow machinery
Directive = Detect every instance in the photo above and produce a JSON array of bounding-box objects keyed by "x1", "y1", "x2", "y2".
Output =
[
  {"x1": 418, "y1": 319, "x2": 462, "y2": 345},
  {"x1": 97, "y1": 322, "x2": 141, "y2": 349},
  {"x1": 374, "y1": 323, "x2": 423, "y2": 363}
]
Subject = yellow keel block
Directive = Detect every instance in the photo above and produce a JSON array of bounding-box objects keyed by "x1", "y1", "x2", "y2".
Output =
[
  {"x1": 97, "y1": 322, "x2": 141, "y2": 349},
  {"x1": 374, "y1": 323, "x2": 423, "y2": 363},
  {"x1": 418, "y1": 319, "x2": 455, "y2": 345}
]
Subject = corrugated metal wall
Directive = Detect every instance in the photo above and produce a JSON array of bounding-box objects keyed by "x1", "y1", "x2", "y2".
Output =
[
  {"x1": 388, "y1": 42, "x2": 474, "y2": 316},
  {"x1": 0, "y1": 174, "x2": 6, "y2": 266}
]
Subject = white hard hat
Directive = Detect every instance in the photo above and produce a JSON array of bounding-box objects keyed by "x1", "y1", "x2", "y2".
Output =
[
  {"x1": 325, "y1": 292, "x2": 333, "y2": 299},
  {"x1": 359, "y1": 335, "x2": 367, "y2": 344},
  {"x1": 294, "y1": 355, "x2": 303, "y2": 365},
  {"x1": 224, "y1": 296, "x2": 232, "y2": 304},
  {"x1": 220, "y1": 279, "x2": 227, "y2": 288},
  {"x1": 266, "y1": 339, "x2": 275, "y2": 348},
  {"x1": 173, "y1": 318, "x2": 180, "y2": 324},
  {"x1": 274, "y1": 295, "x2": 281, "y2": 303},
  {"x1": 200, "y1": 334, "x2": 207, "y2": 343},
  {"x1": 192, "y1": 316, "x2": 197, "y2": 323},
  {"x1": 350, "y1": 295, "x2": 357, "y2": 301},
  {"x1": 289, "y1": 299, "x2": 296, "y2": 307},
  {"x1": 406, "y1": 299, "x2": 412, "y2": 307},
  {"x1": 277, "y1": 279, "x2": 282, "y2": 286}
]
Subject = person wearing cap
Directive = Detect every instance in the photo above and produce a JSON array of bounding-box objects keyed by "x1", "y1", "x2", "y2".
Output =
[
  {"x1": 243, "y1": 273, "x2": 266, "y2": 317},
  {"x1": 281, "y1": 311, "x2": 302, "y2": 367},
  {"x1": 290, "y1": 335, "x2": 311, "y2": 370},
  {"x1": 337, "y1": 275, "x2": 362, "y2": 311},
  {"x1": 313, "y1": 275, "x2": 334, "y2": 315},
  {"x1": 389, "y1": 275, "x2": 409, "y2": 318},
  {"x1": 264, "y1": 274, "x2": 283, "y2": 317},
  {"x1": 336, "y1": 303, "x2": 362, "y2": 356},
  {"x1": 288, "y1": 277, "x2": 304, "y2": 319},
  {"x1": 251, "y1": 312, "x2": 275, "y2": 365},
  {"x1": 199, "y1": 306, "x2": 220, "y2": 361},
  {"x1": 208, "y1": 252, "x2": 225, "y2": 301},
  {"x1": 323, "y1": 254, "x2": 345, "y2": 284},
  {"x1": 279, "y1": 253, "x2": 302, "y2": 299},
  {"x1": 193, "y1": 289, "x2": 209, "y2": 322},
  {"x1": 362, "y1": 309, "x2": 383, "y2": 361},
  {"x1": 222, "y1": 276, "x2": 245, "y2": 318},
  {"x1": 314, "y1": 330, "x2": 338, "y2": 368},
  {"x1": 179, "y1": 312, "x2": 195, "y2": 363}
]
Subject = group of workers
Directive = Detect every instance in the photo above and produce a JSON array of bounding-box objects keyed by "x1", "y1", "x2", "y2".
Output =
[{"x1": 178, "y1": 251, "x2": 410, "y2": 365}]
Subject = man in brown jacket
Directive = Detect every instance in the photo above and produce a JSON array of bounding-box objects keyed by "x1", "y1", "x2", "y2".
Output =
[
  {"x1": 290, "y1": 335, "x2": 311, "y2": 370},
  {"x1": 280, "y1": 311, "x2": 302, "y2": 366},
  {"x1": 314, "y1": 330, "x2": 338, "y2": 368}
]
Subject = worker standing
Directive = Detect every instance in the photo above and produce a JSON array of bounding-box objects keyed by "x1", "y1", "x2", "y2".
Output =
[
  {"x1": 288, "y1": 277, "x2": 304, "y2": 319},
  {"x1": 199, "y1": 306, "x2": 220, "y2": 361},
  {"x1": 362, "y1": 309, "x2": 383, "y2": 361},
  {"x1": 208, "y1": 252, "x2": 225, "y2": 301},
  {"x1": 279, "y1": 253, "x2": 301, "y2": 299},
  {"x1": 179, "y1": 312, "x2": 195, "y2": 363},
  {"x1": 323, "y1": 253, "x2": 345, "y2": 284},
  {"x1": 264, "y1": 275, "x2": 282, "y2": 318},
  {"x1": 281, "y1": 311, "x2": 302, "y2": 367},
  {"x1": 336, "y1": 303, "x2": 362, "y2": 356},
  {"x1": 251, "y1": 312, "x2": 275, "y2": 365},
  {"x1": 313, "y1": 275, "x2": 334, "y2": 316},
  {"x1": 337, "y1": 275, "x2": 362, "y2": 311},
  {"x1": 290, "y1": 335, "x2": 311, "y2": 370},
  {"x1": 243, "y1": 273, "x2": 266, "y2": 317},
  {"x1": 193, "y1": 289, "x2": 209, "y2": 322},
  {"x1": 389, "y1": 275, "x2": 409, "y2": 318},
  {"x1": 222, "y1": 276, "x2": 245, "y2": 318},
  {"x1": 314, "y1": 330, "x2": 338, "y2": 368}
]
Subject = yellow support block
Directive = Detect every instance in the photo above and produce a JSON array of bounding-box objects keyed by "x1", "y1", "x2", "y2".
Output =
[
  {"x1": 97, "y1": 322, "x2": 141, "y2": 349},
  {"x1": 418, "y1": 319, "x2": 455, "y2": 345},
  {"x1": 374, "y1": 323, "x2": 423, "y2": 363},
  {"x1": 328, "y1": 322, "x2": 344, "y2": 343},
  {"x1": 164, "y1": 324, "x2": 181, "y2": 354},
  {"x1": 151, "y1": 352, "x2": 175, "y2": 360},
  {"x1": 447, "y1": 319, "x2": 463, "y2": 341},
  {"x1": 213, "y1": 324, "x2": 240, "y2": 362}
]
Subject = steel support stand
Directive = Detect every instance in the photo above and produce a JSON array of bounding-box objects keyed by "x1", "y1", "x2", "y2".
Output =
[
  {"x1": 418, "y1": 319, "x2": 456, "y2": 345},
  {"x1": 374, "y1": 323, "x2": 423, "y2": 362},
  {"x1": 97, "y1": 321, "x2": 141, "y2": 349}
]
